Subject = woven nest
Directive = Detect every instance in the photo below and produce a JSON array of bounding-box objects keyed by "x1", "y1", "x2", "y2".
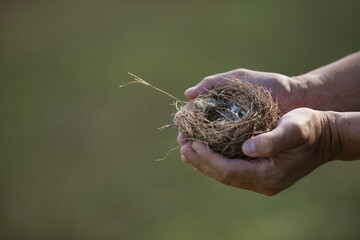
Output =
[{"x1": 174, "y1": 79, "x2": 281, "y2": 159}]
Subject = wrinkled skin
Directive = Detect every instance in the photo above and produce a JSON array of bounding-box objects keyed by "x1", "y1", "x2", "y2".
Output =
[{"x1": 178, "y1": 68, "x2": 340, "y2": 196}]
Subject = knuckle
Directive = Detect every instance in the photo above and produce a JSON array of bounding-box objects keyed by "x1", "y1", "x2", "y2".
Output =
[
  {"x1": 202, "y1": 75, "x2": 214, "y2": 83},
  {"x1": 262, "y1": 189, "x2": 280, "y2": 196},
  {"x1": 236, "y1": 68, "x2": 246, "y2": 73},
  {"x1": 220, "y1": 176, "x2": 232, "y2": 186},
  {"x1": 190, "y1": 160, "x2": 201, "y2": 170},
  {"x1": 256, "y1": 137, "x2": 274, "y2": 156},
  {"x1": 200, "y1": 154, "x2": 209, "y2": 163},
  {"x1": 290, "y1": 122, "x2": 309, "y2": 141},
  {"x1": 235, "y1": 68, "x2": 249, "y2": 76}
]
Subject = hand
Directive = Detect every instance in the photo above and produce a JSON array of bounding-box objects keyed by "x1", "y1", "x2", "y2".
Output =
[
  {"x1": 185, "y1": 68, "x2": 306, "y2": 113},
  {"x1": 178, "y1": 108, "x2": 340, "y2": 196}
]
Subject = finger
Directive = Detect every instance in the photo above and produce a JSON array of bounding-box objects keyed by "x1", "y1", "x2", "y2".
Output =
[
  {"x1": 242, "y1": 115, "x2": 306, "y2": 158},
  {"x1": 180, "y1": 144, "x2": 219, "y2": 179},
  {"x1": 177, "y1": 132, "x2": 188, "y2": 146},
  {"x1": 184, "y1": 69, "x2": 245, "y2": 99},
  {"x1": 192, "y1": 141, "x2": 259, "y2": 178}
]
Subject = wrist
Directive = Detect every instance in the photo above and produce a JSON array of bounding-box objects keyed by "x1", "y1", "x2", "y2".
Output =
[
  {"x1": 289, "y1": 75, "x2": 311, "y2": 109},
  {"x1": 292, "y1": 74, "x2": 327, "y2": 109},
  {"x1": 292, "y1": 73, "x2": 337, "y2": 111},
  {"x1": 330, "y1": 112, "x2": 360, "y2": 161},
  {"x1": 319, "y1": 111, "x2": 342, "y2": 162}
]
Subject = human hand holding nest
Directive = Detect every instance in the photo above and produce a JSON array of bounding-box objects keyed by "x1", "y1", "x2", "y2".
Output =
[
  {"x1": 179, "y1": 108, "x2": 339, "y2": 196},
  {"x1": 179, "y1": 68, "x2": 320, "y2": 196},
  {"x1": 184, "y1": 68, "x2": 306, "y2": 113},
  {"x1": 179, "y1": 51, "x2": 360, "y2": 196}
]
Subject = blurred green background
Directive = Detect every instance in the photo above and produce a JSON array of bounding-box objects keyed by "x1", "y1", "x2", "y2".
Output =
[{"x1": 1, "y1": 0, "x2": 360, "y2": 239}]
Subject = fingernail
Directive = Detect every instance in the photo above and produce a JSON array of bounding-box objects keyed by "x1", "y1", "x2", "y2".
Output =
[
  {"x1": 181, "y1": 154, "x2": 188, "y2": 162},
  {"x1": 180, "y1": 147, "x2": 186, "y2": 155},
  {"x1": 192, "y1": 141, "x2": 200, "y2": 150},
  {"x1": 185, "y1": 86, "x2": 197, "y2": 93},
  {"x1": 243, "y1": 140, "x2": 257, "y2": 157}
]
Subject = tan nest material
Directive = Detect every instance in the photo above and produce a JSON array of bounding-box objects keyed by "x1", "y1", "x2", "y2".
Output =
[{"x1": 174, "y1": 79, "x2": 281, "y2": 159}]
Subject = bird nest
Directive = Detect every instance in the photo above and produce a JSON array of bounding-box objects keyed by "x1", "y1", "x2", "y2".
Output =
[
  {"x1": 121, "y1": 73, "x2": 281, "y2": 160},
  {"x1": 173, "y1": 79, "x2": 280, "y2": 159}
]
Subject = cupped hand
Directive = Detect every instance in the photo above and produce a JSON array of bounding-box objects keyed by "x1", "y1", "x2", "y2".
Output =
[
  {"x1": 185, "y1": 68, "x2": 306, "y2": 113},
  {"x1": 178, "y1": 108, "x2": 339, "y2": 196}
]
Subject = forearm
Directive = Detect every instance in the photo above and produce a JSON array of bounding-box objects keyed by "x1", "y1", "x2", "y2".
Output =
[
  {"x1": 294, "y1": 51, "x2": 360, "y2": 111},
  {"x1": 327, "y1": 111, "x2": 360, "y2": 161}
]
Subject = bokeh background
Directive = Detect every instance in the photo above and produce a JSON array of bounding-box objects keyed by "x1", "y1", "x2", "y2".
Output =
[{"x1": 1, "y1": 0, "x2": 360, "y2": 239}]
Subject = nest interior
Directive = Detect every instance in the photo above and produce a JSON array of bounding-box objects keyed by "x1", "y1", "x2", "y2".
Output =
[{"x1": 174, "y1": 79, "x2": 280, "y2": 159}]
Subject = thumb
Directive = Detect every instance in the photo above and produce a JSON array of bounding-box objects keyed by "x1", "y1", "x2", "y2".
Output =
[{"x1": 242, "y1": 122, "x2": 305, "y2": 158}]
